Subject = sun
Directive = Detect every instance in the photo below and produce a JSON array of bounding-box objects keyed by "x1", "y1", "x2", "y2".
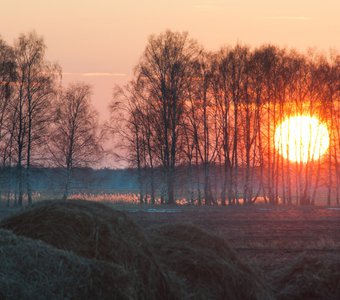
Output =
[{"x1": 274, "y1": 115, "x2": 329, "y2": 163}]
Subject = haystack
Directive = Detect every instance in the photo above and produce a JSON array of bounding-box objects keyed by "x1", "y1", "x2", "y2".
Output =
[
  {"x1": 147, "y1": 223, "x2": 273, "y2": 300},
  {"x1": 0, "y1": 200, "x2": 176, "y2": 300},
  {"x1": 272, "y1": 254, "x2": 340, "y2": 300},
  {"x1": 0, "y1": 229, "x2": 133, "y2": 300}
]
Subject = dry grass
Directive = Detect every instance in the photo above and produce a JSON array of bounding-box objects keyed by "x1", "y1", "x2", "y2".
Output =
[
  {"x1": 271, "y1": 254, "x2": 340, "y2": 300},
  {"x1": 0, "y1": 200, "x2": 177, "y2": 300},
  {"x1": 69, "y1": 192, "x2": 139, "y2": 204},
  {"x1": 147, "y1": 223, "x2": 274, "y2": 300},
  {"x1": 1, "y1": 200, "x2": 339, "y2": 299},
  {"x1": 0, "y1": 229, "x2": 133, "y2": 300}
]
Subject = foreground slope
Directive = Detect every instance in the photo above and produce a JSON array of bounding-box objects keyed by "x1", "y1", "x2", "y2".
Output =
[{"x1": 0, "y1": 229, "x2": 133, "y2": 300}]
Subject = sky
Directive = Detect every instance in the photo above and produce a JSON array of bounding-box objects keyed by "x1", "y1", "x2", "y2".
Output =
[{"x1": 1, "y1": 0, "x2": 339, "y2": 122}]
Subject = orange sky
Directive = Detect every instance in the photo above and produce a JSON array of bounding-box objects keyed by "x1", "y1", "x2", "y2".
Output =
[{"x1": 1, "y1": 0, "x2": 339, "y2": 121}]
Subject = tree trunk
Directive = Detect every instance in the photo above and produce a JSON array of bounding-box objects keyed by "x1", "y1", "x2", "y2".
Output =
[
  {"x1": 63, "y1": 167, "x2": 71, "y2": 200},
  {"x1": 167, "y1": 167, "x2": 175, "y2": 204},
  {"x1": 26, "y1": 111, "x2": 32, "y2": 204}
]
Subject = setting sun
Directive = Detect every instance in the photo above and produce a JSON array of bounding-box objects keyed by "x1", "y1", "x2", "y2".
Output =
[{"x1": 274, "y1": 115, "x2": 330, "y2": 163}]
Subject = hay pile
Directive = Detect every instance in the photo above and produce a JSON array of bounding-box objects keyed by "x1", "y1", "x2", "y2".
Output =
[
  {"x1": 0, "y1": 200, "x2": 176, "y2": 300},
  {"x1": 272, "y1": 254, "x2": 340, "y2": 300},
  {"x1": 147, "y1": 223, "x2": 273, "y2": 300},
  {"x1": 0, "y1": 229, "x2": 133, "y2": 300},
  {"x1": 9, "y1": 199, "x2": 335, "y2": 299}
]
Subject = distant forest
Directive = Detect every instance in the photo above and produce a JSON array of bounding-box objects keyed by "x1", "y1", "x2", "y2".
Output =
[{"x1": 0, "y1": 30, "x2": 339, "y2": 206}]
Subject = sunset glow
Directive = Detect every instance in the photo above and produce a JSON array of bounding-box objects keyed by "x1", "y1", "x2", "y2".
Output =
[{"x1": 274, "y1": 116, "x2": 330, "y2": 163}]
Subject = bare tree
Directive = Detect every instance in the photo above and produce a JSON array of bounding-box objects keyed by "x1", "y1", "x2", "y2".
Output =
[
  {"x1": 190, "y1": 52, "x2": 219, "y2": 205},
  {"x1": 108, "y1": 83, "x2": 150, "y2": 204},
  {"x1": 0, "y1": 38, "x2": 16, "y2": 162},
  {"x1": 136, "y1": 30, "x2": 199, "y2": 204},
  {"x1": 49, "y1": 82, "x2": 101, "y2": 200},
  {"x1": 14, "y1": 32, "x2": 60, "y2": 205},
  {"x1": 0, "y1": 38, "x2": 16, "y2": 204}
]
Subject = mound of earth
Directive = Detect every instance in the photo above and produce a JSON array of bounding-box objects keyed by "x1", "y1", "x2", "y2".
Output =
[
  {"x1": 147, "y1": 223, "x2": 273, "y2": 300},
  {"x1": 0, "y1": 229, "x2": 133, "y2": 300},
  {"x1": 272, "y1": 254, "x2": 340, "y2": 300},
  {"x1": 0, "y1": 200, "x2": 177, "y2": 300}
]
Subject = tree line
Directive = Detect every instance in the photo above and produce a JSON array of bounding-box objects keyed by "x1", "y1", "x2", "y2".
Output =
[
  {"x1": 0, "y1": 32, "x2": 101, "y2": 204},
  {"x1": 111, "y1": 30, "x2": 340, "y2": 206},
  {"x1": 1, "y1": 30, "x2": 339, "y2": 206}
]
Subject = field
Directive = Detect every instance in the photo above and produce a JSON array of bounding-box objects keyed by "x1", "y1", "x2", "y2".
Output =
[
  {"x1": 0, "y1": 201, "x2": 339, "y2": 299},
  {"x1": 1, "y1": 203, "x2": 340, "y2": 271},
  {"x1": 124, "y1": 204, "x2": 340, "y2": 273}
]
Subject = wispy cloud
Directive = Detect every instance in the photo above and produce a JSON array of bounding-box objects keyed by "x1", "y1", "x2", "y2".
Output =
[
  {"x1": 258, "y1": 16, "x2": 312, "y2": 21},
  {"x1": 83, "y1": 72, "x2": 127, "y2": 77},
  {"x1": 62, "y1": 72, "x2": 127, "y2": 77}
]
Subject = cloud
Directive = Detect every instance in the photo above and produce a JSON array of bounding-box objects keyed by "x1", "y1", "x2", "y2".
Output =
[
  {"x1": 82, "y1": 72, "x2": 127, "y2": 77},
  {"x1": 62, "y1": 72, "x2": 127, "y2": 77}
]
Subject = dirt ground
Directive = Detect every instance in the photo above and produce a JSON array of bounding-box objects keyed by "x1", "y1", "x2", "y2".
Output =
[{"x1": 125, "y1": 204, "x2": 340, "y2": 274}]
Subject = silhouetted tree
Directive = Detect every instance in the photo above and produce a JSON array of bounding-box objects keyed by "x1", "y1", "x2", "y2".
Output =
[
  {"x1": 49, "y1": 82, "x2": 101, "y2": 200},
  {"x1": 136, "y1": 30, "x2": 200, "y2": 204},
  {"x1": 0, "y1": 37, "x2": 16, "y2": 204},
  {"x1": 13, "y1": 31, "x2": 60, "y2": 205},
  {"x1": 115, "y1": 31, "x2": 339, "y2": 206}
]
